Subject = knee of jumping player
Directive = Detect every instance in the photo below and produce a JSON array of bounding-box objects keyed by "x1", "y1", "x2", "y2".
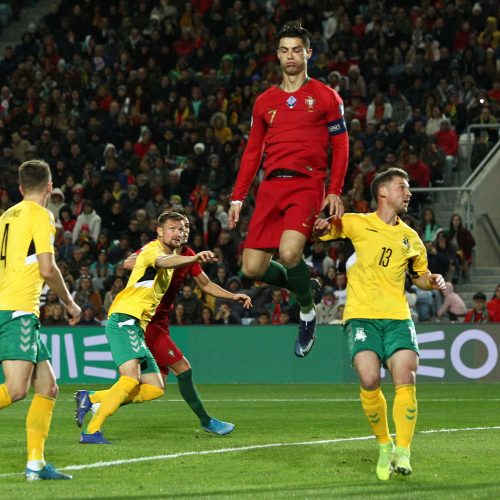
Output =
[
  {"x1": 242, "y1": 261, "x2": 265, "y2": 279},
  {"x1": 278, "y1": 248, "x2": 302, "y2": 269}
]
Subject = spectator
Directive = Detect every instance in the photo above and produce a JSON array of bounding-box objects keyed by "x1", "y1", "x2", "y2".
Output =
[
  {"x1": 78, "y1": 304, "x2": 102, "y2": 326},
  {"x1": 366, "y1": 92, "x2": 392, "y2": 126},
  {"x1": 43, "y1": 303, "x2": 69, "y2": 327},
  {"x1": 251, "y1": 309, "x2": 271, "y2": 326},
  {"x1": 464, "y1": 292, "x2": 491, "y2": 323},
  {"x1": 434, "y1": 118, "x2": 458, "y2": 185},
  {"x1": 421, "y1": 208, "x2": 442, "y2": 245},
  {"x1": 200, "y1": 305, "x2": 216, "y2": 325},
  {"x1": 47, "y1": 187, "x2": 68, "y2": 224},
  {"x1": 316, "y1": 287, "x2": 339, "y2": 325},
  {"x1": 72, "y1": 275, "x2": 103, "y2": 321},
  {"x1": 176, "y1": 284, "x2": 203, "y2": 324},
  {"x1": 215, "y1": 301, "x2": 240, "y2": 325},
  {"x1": 437, "y1": 282, "x2": 467, "y2": 322},
  {"x1": 265, "y1": 288, "x2": 289, "y2": 325},
  {"x1": 103, "y1": 276, "x2": 125, "y2": 315},
  {"x1": 486, "y1": 285, "x2": 500, "y2": 322},
  {"x1": 170, "y1": 303, "x2": 188, "y2": 326},
  {"x1": 447, "y1": 214, "x2": 475, "y2": 277},
  {"x1": 72, "y1": 199, "x2": 102, "y2": 244}
]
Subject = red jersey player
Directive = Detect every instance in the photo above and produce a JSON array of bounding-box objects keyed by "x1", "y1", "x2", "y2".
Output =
[
  {"x1": 75, "y1": 217, "x2": 252, "y2": 436},
  {"x1": 228, "y1": 23, "x2": 349, "y2": 358}
]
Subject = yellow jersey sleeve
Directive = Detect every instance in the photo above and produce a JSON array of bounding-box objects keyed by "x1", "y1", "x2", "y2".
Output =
[
  {"x1": 320, "y1": 212, "x2": 430, "y2": 321},
  {"x1": 0, "y1": 201, "x2": 55, "y2": 315},
  {"x1": 108, "y1": 240, "x2": 174, "y2": 329}
]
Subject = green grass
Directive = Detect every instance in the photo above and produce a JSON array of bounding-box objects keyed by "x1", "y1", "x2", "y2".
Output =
[{"x1": 1, "y1": 383, "x2": 500, "y2": 499}]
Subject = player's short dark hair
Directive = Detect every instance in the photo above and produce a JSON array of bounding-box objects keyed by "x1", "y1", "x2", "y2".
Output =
[
  {"x1": 157, "y1": 211, "x2": 185, "y2": 226},
  {"x1": 370, "y1": 167, "x2": 409, "y2": 201},
  {"x1": 18, "y1": 159, "x2": 51, "y2": 193},
  {"x1": 277, "y1": 22, "x2": 311, "y2": 50}
]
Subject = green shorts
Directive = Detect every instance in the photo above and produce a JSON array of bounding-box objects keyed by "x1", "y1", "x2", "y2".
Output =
[
  {"x1": 106, "y1": 313, "x2": 159, "y2": 374},
  {"x1": 0, "y1": 310, "x2": 51, "y2": 364},
  {"x1": 344, "y1": 319, "x2": 419, "y2": 366}
]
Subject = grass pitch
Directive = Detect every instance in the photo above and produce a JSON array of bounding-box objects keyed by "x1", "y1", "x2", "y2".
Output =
[{"x1": 1, "y1": 383, "x2": 499, "y2": 498}]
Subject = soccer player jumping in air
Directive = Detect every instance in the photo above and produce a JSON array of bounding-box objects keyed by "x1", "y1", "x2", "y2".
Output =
[
  {"x1": 0, "y1": 160, "x2": 81, "y2": 480},
  {"x1": 314, "y1": 168, "x2": 445, "y2": 480},
  {"x1": 228, "y1": 23, "x2": 349, "y2": 358},
  {"x1": 75, "y1": 216, "x2": 251, "y2": 436}
]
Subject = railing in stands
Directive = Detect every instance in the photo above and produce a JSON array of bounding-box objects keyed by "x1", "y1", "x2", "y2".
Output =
[
  {"x1": 411, "y1": 187, "x2": 473, "y2": 229},
  {"x1": 478, "y1": 213, "x2": 500, "y2": 262}
]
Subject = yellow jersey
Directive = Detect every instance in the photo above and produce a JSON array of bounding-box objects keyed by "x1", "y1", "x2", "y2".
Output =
[
  {"x1": 0, "y1": 201, "x2": 56, "y2": 316},
  {"x1": 320, "y1": 212, "x2": 429, "y2": 321},
  {"x1": 108, "y1": 240, "x2": 174, "y2": 330}
]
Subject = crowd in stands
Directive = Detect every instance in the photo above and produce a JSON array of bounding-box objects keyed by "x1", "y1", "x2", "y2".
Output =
[{"x1": 0, "y1": 0, "x2": 499, "y2": 325}]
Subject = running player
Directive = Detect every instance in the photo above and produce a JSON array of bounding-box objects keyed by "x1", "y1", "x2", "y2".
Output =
[
  {"x1": 75, "y1": 218, "x2": 251, "y2": 436},
  {"x1": 79, "y1": 211, "x2": 217, "y2": 444},
  {"x1": 228, "y1": 23, "x2": 349, "y2": 358},
  {"x1": 0, "y1": 159, "x2": 81, "y2": 480},
  {"x1": 314, "y1": 168, "x2": 445, "y2": 480}
]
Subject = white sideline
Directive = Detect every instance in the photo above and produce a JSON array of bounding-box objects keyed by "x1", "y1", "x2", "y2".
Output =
[{"x1": 0, "y1": 425, "x2": 499, "y2": 478}]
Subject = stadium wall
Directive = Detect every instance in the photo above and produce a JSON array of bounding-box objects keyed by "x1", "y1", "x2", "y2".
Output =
[{"x1": 1, "y1": 325, "x2": 499, "y2": 384}]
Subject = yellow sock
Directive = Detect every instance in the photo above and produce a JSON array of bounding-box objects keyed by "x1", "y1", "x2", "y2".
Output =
[
  {"x1": 90, "y1": 390, "x2": 108, "y2": 404},
  {"x1": 89, "y1": 384, "x2": 163, "y2": 404},
  {"x1": 26, "y1": 394, "x2": 55, "y2": 462},
  {"x1": 0, "y1": 384, "x2": 12, "y2": 409},
  {"x1": 129, "y1": 384, "x2": 164, "y2": 403},
  {"x1": 360, "y1": 386, "x2": 391, "y2": 445},
  {"x1": 393, "y1": 384, "x2": 417, "y2": 449},
  {"x1": 86, "y1": 376, "x2": 139, "y2": 434}
]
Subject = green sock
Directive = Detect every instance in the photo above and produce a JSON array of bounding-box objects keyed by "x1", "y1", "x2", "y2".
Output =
[
  {"x1": 258, "y1": 260, "x2": 289, "y2": 288},
  {"x1": 177, "y1": 369, "x2": 210, "y2": 426},
  {"x1": 286, "y1": 259, "x2": 313, "y2": 313}
]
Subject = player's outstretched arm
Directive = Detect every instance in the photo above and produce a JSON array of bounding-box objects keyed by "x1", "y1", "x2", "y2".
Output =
[
  {"x1": 194, "y1": 272, "x2": 252, "y2": 309},
  {"x1": 413, "y1": 272, "x2": 446, "y2": 291},
  {"x1": 38, "y1": 252, "x2": 82, "y2": 325},
  {"x1": 155, "y1": 250, "x2": 217, "y2": 269}
]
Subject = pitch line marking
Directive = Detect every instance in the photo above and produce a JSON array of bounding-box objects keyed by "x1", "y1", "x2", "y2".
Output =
[{"x1": 0, "y1": 425, "x2": 499, "y2": 478}]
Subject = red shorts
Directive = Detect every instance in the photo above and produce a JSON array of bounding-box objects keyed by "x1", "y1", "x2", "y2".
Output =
[
  {"x1": 244, "y1": 175, "x2": 324, "y2": 249},
  {"x1": 144, "y1": 321, "x2": 183, "y2": 377}
]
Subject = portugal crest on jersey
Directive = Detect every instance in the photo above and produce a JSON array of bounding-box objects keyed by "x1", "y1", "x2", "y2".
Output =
[{"x1": 305, "y1": 95, "x2": 316, "y2": 111}]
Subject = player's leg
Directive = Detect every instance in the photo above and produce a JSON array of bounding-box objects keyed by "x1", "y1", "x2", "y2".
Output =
[
  {"x1": 75, "y1": 322, "x2": 170, "y2": 427},
  {"x1": 241, "y1": 248, "x2": 276, "y2": 281},
  {"x1": 348, "y1": 320, "x2": 394, "y2": 481},
  {"x1": 81, "y1": 314, "x2": 144, "y2": 443},
  {"x1": 26, "y1": 359, "x2": 71, "y2": 480},
  {"x1": 0, "y1": 359, "x2": 33, "y2": 406},
  {"x1": 171, "y1": 357, "x2": 234, "y2": 436},
  {"x1": 0, "y1": 312, "x2": 38, "y2": 406},
  {"x1": 385, "y1": 319, "x2": 419, "y2": 476},
  {"x1": 387, "y1": 348, "x2": 418, "y2": 476}
]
